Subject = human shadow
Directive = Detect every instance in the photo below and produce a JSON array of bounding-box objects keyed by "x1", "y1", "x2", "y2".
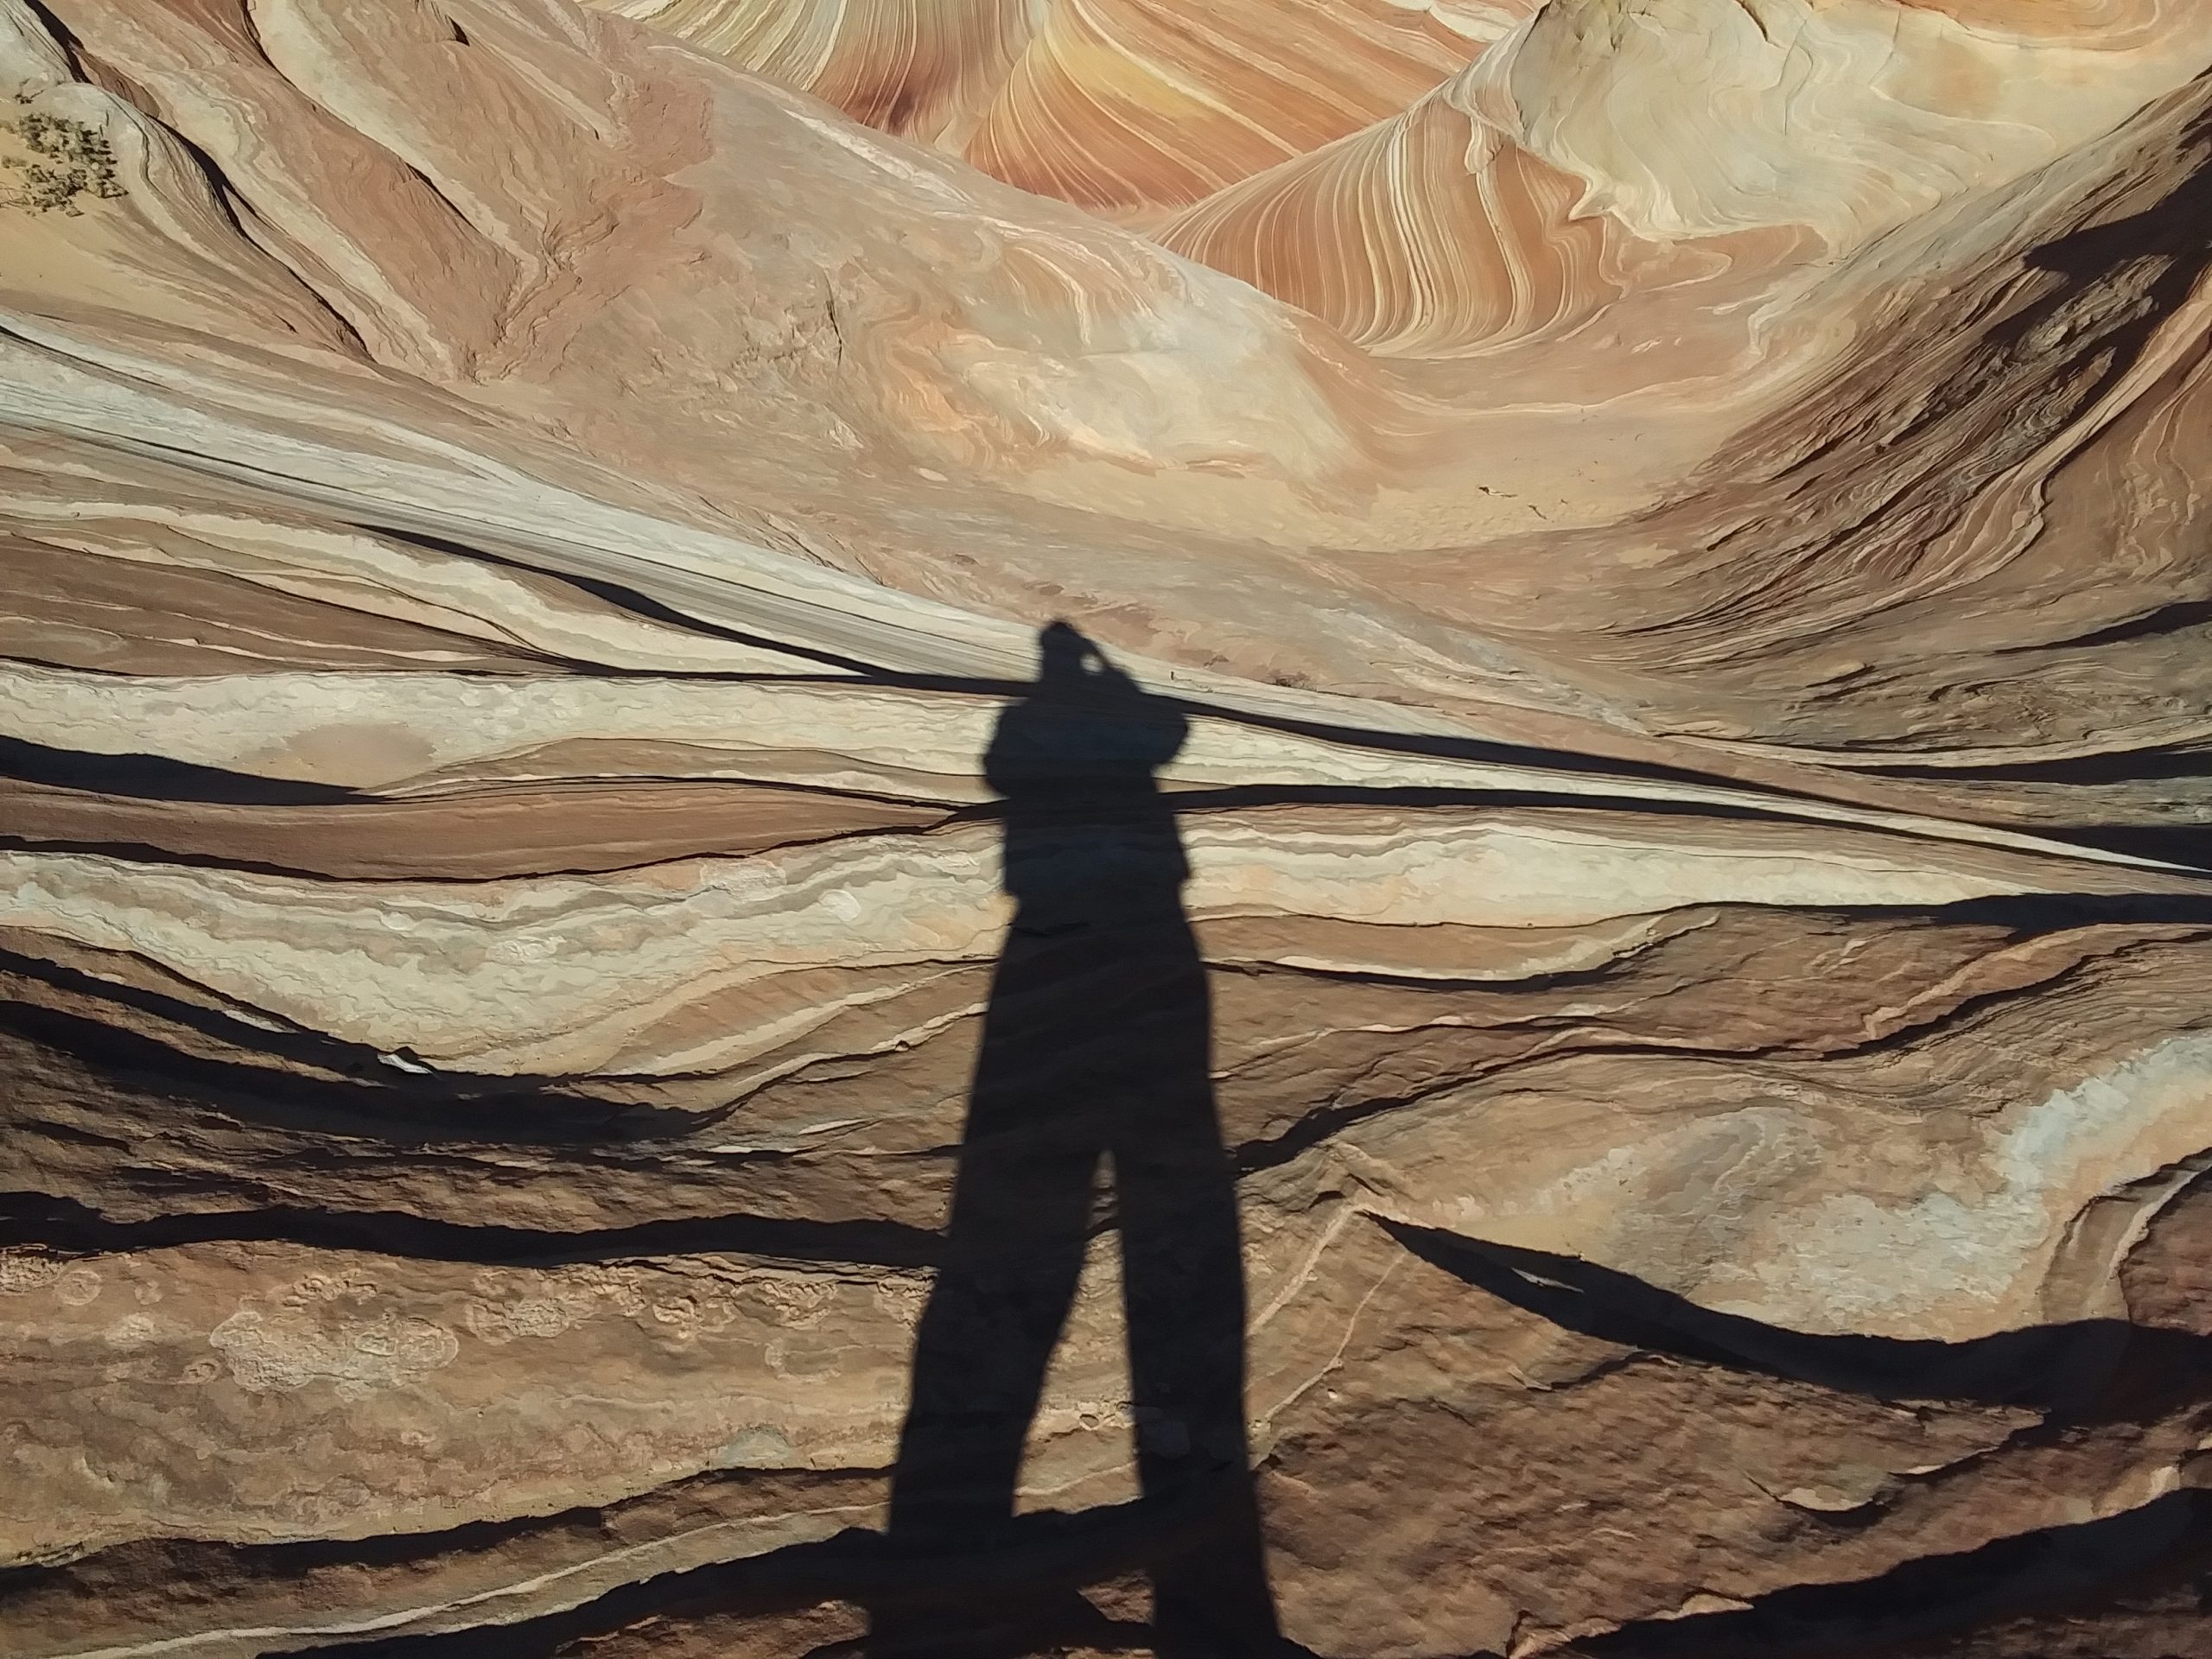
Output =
[{"x1": 868, "y1": 622, "x2": 1282, "y2": 1656}]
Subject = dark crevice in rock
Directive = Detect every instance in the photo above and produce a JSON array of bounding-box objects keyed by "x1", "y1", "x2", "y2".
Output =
[
  {"x1": 1384, "y1": 1223, "x2": 2212, "y2": 1425},
  {"x1": 0, "y1": 792, "x2": 963, "y2": 883},
  {"x1": 0, "y1": 1468, "x2": 882, "y2": 1645},
  {"x1": 1228, "y1": 954, "x2": 2142, "y2": 1179},
  {"x1": 1563, "y1": 1490, "x2": 2212, "y2": 1656},
  {"x1": 2042, "y1": 598, "x2": 2212, "y2": 655},
  {"x1": 1853, "y1": 741, "x2": 2212, "y2": 785},
  {"x1": 0, "y1": 1189, "x2": 944, "y2": 1271},
  {"x1": 236, "y1": 1482, "x2": 1319, "y2": 1657},
  {"x1": 0, "y1": 734, "x2": 360, "y2": 803},
  {"x1": 1834, "y1": 892, "x2": 2212, "y2": 932},
  {"x1": 0, "y1": 950, "x2": 706, "y2": 1143},
  {"x1": 0, "y1": 831, "x2": 392, "y2": 884},
  {"x1": 358, "y1": 524, "x2": 907, "y2": 678},
  {"x1": 2023, "y1": 821, "x2": 2212, "y2": 872},
  {"x1": 1988, "y1": 106, "x2": 2212, "y2": 444}
]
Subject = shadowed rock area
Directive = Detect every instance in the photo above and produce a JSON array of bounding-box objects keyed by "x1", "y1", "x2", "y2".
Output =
[{"x1": 2, "y1": 2, "x2": 2210, "y2": 1656}]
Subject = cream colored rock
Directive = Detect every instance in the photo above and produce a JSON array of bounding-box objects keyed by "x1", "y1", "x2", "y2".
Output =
[{"x1": 1, "y1": 3, "x2": 2209, "y2": 1656}]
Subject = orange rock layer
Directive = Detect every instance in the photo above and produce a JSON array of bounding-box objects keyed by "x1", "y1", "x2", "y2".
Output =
[{"x1": 2, "y1": 3, "x2": 2209, "y2": 1656}]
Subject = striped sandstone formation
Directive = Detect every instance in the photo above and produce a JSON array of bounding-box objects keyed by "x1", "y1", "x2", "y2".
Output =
[{"x1": 3, "y1": 2, "x2": 2210, "y2": 1655}]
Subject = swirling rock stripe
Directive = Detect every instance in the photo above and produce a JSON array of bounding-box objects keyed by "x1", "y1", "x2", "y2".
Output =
[
  {"x1": 2, "y1": 3, "x2": 2210, "y2": 1657},
  {"x1": 1154, "y1": 90, "x2": 1624, "y2": 356}
]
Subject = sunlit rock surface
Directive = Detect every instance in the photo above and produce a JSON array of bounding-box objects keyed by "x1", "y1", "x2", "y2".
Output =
[{"x1": 3, "y1": 1, "x2": 2210, "y2": 1655}]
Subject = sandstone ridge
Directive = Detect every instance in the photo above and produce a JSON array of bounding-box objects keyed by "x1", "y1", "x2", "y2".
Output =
[{"x1": 3, "y1": 3, "x2": 2210, "y2": 1656}]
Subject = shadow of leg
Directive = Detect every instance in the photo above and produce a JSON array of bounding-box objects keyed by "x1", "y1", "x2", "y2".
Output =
[
  {"x1": 1114, "y1": 927, "x2": 1283, "y2": 1659},
  {"x1": 874, "y1": 944, "x2": 1103, "y2": 1651}
]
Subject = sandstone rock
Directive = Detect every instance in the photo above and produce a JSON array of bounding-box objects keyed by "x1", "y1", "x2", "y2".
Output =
[{"x1": 1, "y1": 2, "x2": 2209, "y2": 1656}]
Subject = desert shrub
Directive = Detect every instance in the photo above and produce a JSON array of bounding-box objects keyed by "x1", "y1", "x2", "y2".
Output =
[{"x1": 3, "y1": 109, "x2": 124, "y2": 213}]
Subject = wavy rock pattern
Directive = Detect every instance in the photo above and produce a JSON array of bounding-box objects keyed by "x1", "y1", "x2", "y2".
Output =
[
  {"x1": 594, "y1": 0, "x2": 2212, "y2": 357},
  {"x1": 594, "y1": 0, "x2": 1039, "y2": 147},
  {"x1": 1152, "y1": 90, "x2": 1628, "y2": 356},
  {"x1": 960, "y1": 0, "x2": 1510, "y2": 218},
  {"x1": 2, "y1": 2, "x2": 2211, "y2": 1657},
  {"x1": 599, "y1": 0, "x2": 1521, "y2": 213}
]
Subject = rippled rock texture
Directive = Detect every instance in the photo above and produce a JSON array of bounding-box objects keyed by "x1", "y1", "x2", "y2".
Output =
[{"x1": 3, "y1": 2, "x2": 2211, "y2": 1656}]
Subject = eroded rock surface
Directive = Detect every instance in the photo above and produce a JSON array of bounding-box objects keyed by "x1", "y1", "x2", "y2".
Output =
[{"x1": 2, "y1": 2, "x2": 2209, "y2": 1655}]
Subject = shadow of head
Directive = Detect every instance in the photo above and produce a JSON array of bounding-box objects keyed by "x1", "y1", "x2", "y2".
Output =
[
  {"x1": 988, "y1": 621, "x2": 1193, "y2": 917},
  {"x1": 1035, "y1": 617, "x2": 1122, "y2": 689},
  {"x1": 1019, "y1": 619, "x2": 1184, "y2": 743}
]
